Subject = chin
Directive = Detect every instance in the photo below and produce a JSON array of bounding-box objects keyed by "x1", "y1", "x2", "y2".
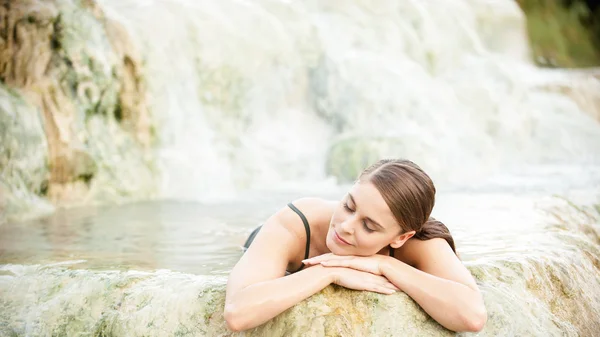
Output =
[
  {"x1": 325, "y1": 235, "x2": 340, "y2": 254},
  {"x1": 325, "y1": 235, "x2": 353, "y2": 256}
]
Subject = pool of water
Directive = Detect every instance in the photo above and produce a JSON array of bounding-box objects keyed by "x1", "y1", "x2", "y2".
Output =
[{"x1": 1, "y1": 164, "x2": 598, "y2": 276}]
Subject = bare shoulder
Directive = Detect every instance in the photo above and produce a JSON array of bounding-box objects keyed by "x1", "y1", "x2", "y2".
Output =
[
  {"x1": 395, "y1": 237, "x2": 455, "y2": 268},
  {"x1": 396, "y1": 237, "x2": 478, "y2": 290},
  {"x1": 228, "y1": 198, "x2": 332, "y2": 280},
  {"x1": 282, "y1": 197, "x2": 336, "y2": 235},
  {"x1": 291, "y1": 197, "x2": 337, "y2": 215}
]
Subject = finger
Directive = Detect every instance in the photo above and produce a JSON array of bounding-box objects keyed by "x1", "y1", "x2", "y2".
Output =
[
  {"x1": 322, "y1": 260, "x2": 377, "y2": 274},
  {"x1": 370, "y1": 275, "x2": 395, "y2": 288},
  {"x1": 370, "y1": 286, "x2": 396, "y2": 295},
  {"x1": 366, "y1": 275, "x2": 396, "y2": 293},
  {"x1": 373, "y1": 275, "x2": 400, "y2": 291},
  {"x1": 302, "y1": 259, "x2": 319, "y2": 266},
  {"x1": 302, "y1": 253, "x2": 335, "y2": 265},
  {"x1": 320, "y1": 260, "x2": 352, "y2": 268},
  {"x1": 302, "y1": 259, "x2": 318, "y2": 266},
  {"x1": 303, "y1": 254, "x2": 351, "y2": 264},
  {"x1": 384, "y1": 282, "x2": 400, "y2": 291}
]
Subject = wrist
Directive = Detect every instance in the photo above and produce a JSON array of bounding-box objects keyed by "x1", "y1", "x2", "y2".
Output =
[
  {"x1": 325, "y1": 266, "x2": 341, "y2": 284},
  {"x1": 379, "y1": 256, "x2": 409, "y2": 290},
  {"x1": 310, "y1": 264, "x2": 339, "y2": 284},
  {"x1": 378, "y1": 255, "x2": 394, "y2": 275}
]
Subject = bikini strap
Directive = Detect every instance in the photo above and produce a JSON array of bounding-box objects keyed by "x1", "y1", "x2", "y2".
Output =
[{"x1": 287, "y1": 202, "x2": 311, "y2": 272}]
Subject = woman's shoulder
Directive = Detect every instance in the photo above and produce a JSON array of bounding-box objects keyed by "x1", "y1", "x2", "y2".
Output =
[
  {"x1": 395, "y1": 237, "x2": 450, "y2": 268},
  {"x1": 288, "y1": 197, "x2": 337, "y2": 228},
  {"x1": 268, "y1": 197, "x2": 335, "y2": 255}
]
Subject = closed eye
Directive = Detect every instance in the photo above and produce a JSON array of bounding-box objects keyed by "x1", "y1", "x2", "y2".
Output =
[{"x1": 343, "y1": 202, "x2": 375, "y2": 233}]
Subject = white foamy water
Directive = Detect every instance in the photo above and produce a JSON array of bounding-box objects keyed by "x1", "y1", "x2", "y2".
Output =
[{"x1": 96, "y1": 0, "x2": 600, "y2": 199}]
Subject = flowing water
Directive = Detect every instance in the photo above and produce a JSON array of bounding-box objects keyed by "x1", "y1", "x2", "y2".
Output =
[
  {"x1": 96, "y1": 0, "x2": 600, "y2": 196},
  {"x1": 1, "y1": 0, "x2": 600, "y2": 336}
]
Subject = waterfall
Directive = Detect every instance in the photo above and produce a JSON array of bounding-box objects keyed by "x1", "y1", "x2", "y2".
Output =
[{"x1": 98, "y1": 0, "x2": 600, "y2": 198}]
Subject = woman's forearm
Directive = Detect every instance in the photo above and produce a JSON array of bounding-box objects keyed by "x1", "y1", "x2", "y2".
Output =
[
  {"x1": 380, "y1": 259, "x2": 487, "y2": 332},
  {"x1": 224, "y1": 264, "x2": 334, "y2": 331}
]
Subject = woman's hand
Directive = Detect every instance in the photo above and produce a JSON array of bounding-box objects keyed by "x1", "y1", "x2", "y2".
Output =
[
  {"x1": 303, "y1": 253, "x2": 387, "y2": 275},
  {"x1": 330, "y1": 267, "x2": 398, "y2": 295}
]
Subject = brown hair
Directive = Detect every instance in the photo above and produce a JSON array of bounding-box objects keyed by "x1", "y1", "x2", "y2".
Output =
[{"x1": 359, "y1": 159, "x2": 456, "y2": 254}]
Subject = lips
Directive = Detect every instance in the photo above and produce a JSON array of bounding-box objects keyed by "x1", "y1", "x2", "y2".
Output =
[{"x1": 334, "y1": 230, "x2": 351, "y2": 245}]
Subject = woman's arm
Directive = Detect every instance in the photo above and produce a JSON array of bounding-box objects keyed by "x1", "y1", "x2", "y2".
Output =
[
  {"x1": 225, "y1": 201, "x2": 398, "y2": 332},
  {"x1": 380, "y1": 239, "x2": 487, "y2": 332},
  {"x1": 225, "y1": 205, "x2": 326, "y2": 331},
  {"x1": 304, "y1": 238, "x2": 487, "y2": 332},
  {"x1": 225, "y1": 263, "x2": 335, "y2": 331}
]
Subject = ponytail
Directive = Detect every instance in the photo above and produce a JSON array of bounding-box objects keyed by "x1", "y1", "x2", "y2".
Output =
[
  {"x1": 360, "y1": 159, "x2": 457, "y2": 255},
  {"x1": 414, "y1": 217, "x2": 456, "y2": 254}
]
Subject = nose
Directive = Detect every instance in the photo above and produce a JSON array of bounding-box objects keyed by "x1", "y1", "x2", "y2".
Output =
[{"x1": 338, "y1": 218, "x2": 355, "y2": 235}]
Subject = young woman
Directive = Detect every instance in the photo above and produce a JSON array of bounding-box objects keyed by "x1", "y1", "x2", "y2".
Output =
[{"x1": 224, "y1": 159, "x2": 487, "y2": 332}]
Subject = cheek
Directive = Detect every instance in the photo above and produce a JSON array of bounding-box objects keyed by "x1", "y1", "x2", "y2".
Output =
[
  {"x1": 355, "y1": 233, "x2": 388, "y2": 253},
  {"x1": 351, "y1": 232, "x2": 365, "y2": 249},
  {"x1": 330, "y1": 208, "x2": 346, "y2": 225}
]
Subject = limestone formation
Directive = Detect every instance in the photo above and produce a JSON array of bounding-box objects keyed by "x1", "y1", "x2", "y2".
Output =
[{"x1": 0, "y1": 0, "x2": 157, "y2": 219}]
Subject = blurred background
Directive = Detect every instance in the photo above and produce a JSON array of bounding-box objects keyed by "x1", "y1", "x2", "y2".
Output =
[
  {"x1": 1, "y1": 0, "x2": 599, "y2": 218},
  {"x1": 518, "y1": 0, "x2": 599, "y2": 67},
  {"x1": 0, "y1": 1, "x2": 600, "y2": 336}
]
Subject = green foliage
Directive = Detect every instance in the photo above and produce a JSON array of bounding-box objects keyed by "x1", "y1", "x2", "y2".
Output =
[{"x1": 517, "y1": 0, "x2": 600, "y2": 67}]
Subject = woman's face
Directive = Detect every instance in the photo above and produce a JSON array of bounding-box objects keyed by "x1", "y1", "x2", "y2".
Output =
[{"x1": 326, "y1": 180, "x2": 407, "y2": 256}]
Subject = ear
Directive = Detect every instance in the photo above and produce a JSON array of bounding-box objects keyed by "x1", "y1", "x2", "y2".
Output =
[{"x1": 390, "y1": 230, "x2": 416, "y2": 249}]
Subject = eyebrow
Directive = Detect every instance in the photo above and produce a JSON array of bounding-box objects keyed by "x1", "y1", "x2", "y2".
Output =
[{"x1": 348, "y1": 193, "x2": 385, "y2": 230}]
